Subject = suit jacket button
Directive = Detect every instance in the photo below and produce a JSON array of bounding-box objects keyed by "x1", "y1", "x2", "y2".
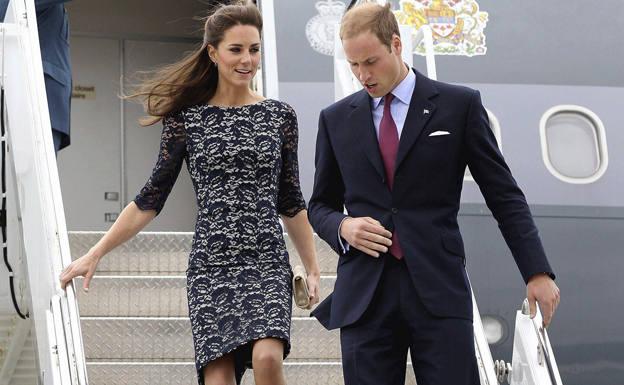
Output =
[{"x1": 391, "y1": 208, "x2": 398, "y2": 214}]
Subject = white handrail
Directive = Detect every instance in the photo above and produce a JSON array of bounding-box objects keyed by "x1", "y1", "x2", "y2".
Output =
[
  {"x1": 45, "y1": 309, "x2": 62, "y2": 385},
  {"x1": 1, "y1": 0, "x2": 88, "y2": 383},
  {"x1": 258, "y1": 0, "x2": 279, "y2": 100},
  {"x1": 472, "y1": 290, "x2": 501, "y2": 385},
  {"x1": 413, "y1": 24, "x2": 437, "y2": 80},
  {"x1": 65, "y1": 285, "x2": 89, "y2": 384},
  {"x1": 51, "y1": 296, "x2": 73, "y2": 384},
  {"x1": 510, "y1": 300, "x2": 563, "y2": 385}
]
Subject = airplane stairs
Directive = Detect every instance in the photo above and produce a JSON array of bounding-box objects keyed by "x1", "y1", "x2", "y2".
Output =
[{"x1": 69, "y1": 232, "x2": 403, "y2": 385}]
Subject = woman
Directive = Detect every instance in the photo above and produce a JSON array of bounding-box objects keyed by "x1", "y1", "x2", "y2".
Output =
[{"x1": 59, "y1": 2, "x2": 320, "y2": 385}]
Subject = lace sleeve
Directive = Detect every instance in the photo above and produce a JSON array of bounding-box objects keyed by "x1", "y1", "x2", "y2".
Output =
[
  {"x1": 278, "y1": 104, "x2": 307, "y2": 217},
  {"x1": 133, "y1": 111, "x2": 187, "y2": 215}
]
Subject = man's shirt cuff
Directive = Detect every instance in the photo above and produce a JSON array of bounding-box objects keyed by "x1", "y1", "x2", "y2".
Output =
[{"x1": 337, "y1": 217, "x2": 350, "y2": 254}]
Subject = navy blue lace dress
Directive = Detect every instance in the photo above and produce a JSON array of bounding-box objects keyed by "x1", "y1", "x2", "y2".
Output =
[{"x1": 133, "y1": 99, "x2": 306, "y2": 384}]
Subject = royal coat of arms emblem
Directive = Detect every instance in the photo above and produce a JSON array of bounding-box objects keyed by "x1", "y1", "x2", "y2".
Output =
[
  {"x1": 306, "y1": 0, "x2": 347, "y2": 56},
  {"x1": 394, "y1": 0, "x2": 488, "y2": 56}
]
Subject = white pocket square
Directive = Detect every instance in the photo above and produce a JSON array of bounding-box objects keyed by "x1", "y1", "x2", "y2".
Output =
[{"x1": 429, "y1": 130, "x2": 450, "y2": 137}]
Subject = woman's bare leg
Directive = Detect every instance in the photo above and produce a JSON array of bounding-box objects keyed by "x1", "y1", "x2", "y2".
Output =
[
  {"x1": 252, "y1": 338, "x2": 286, "y2": 385},
  {"x1": 203, "y1": 353, "x2": 236, "y2": 385}
]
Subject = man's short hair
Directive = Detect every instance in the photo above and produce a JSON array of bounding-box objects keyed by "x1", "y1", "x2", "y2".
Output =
[{"x1": 340, "y1": 2, "x2": 400, "y2": 50}]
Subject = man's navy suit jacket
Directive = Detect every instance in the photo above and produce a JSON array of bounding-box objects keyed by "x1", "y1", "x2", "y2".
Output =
[
  {"x1": 2, "y1": 0, "x2": 72, "y2": 149},
  {"x1": 308, "y1": 69, "x2": 554, "y2": 330}
]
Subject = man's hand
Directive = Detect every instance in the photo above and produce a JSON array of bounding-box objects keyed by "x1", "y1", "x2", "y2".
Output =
[
  {"x1": 306, "y1": 272, "x2": 321, "y2": 309},
  {"x1": 340, "y1": 217, "x2": 392, "y2": 257},
  {"x1": 527, "y1": 273, "x2": 560, "y2": 327}
]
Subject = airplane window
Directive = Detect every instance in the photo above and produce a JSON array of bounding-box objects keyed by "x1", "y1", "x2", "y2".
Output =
[
  {"x1": 540, "y1": 105, "x2": 608, "y2": 184},
  {"x1": 465, "y1": 108, "x2": 501, "y2": 182}
]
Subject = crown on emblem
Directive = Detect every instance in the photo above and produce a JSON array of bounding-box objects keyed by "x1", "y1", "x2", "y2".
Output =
[
  {"x1": 315, "y1": 0, "x2": 346, "y2": 16},
  {"x1": 425, "y1": 0, "x2": 456, "y2": 20}
]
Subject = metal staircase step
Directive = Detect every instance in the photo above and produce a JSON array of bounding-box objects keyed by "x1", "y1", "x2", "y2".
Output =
[
  {"x1": 76, "y1": 276, "x2": 336, "y2": 318},
  {"x1": 86, "y1": 362, "x2": 417, "y2": 385},
  {"x1": 69, "y1": 232, "x2": 190, "y2": 275},
  {"x1": 86, "y1": 362, "x2": 196, "y2": 385},
  {"x1": 81, "y1": 317, "x2": 340, "y2": 360},
  {"x1": 76, "y1": 276, "x2": 188, "y2": 317},
  {"x1": 70, "y1": 231, "x2": 361, "y2": 384},
  {"x1": 69, "y1": 232, "x2": 339, "y2": 275}
]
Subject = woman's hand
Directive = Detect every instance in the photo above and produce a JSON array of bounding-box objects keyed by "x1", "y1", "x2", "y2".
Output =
[
  {"x1": 306, "y1": 271, "x2": 321, "y2": 309},
  {"x1": 59, "y1": 252, "x2": 100, "y2": 291}
]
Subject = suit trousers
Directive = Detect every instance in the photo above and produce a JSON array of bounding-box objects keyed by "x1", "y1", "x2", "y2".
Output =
[
  {"x1": 339, "y1": 255, "x2": 480, "y2": 385},
  {"x1": 52, "y1": 130, "x2": 63, "y2": 154}
]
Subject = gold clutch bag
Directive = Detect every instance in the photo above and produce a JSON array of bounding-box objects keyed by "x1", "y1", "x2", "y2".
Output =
[{"x1": 292, "y1": 265, "x2": 310, "y2": 309}]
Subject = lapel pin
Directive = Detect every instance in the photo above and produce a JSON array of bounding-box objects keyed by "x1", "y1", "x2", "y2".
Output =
[{"x1": 423, "y1": 109, "x2": 430, "y2": 115}]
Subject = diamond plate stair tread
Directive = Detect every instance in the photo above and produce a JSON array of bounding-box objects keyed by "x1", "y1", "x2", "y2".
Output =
[
  {"x1": 76, "y1": 276, "x2": 189, "y2": 317},
  {"x1": 86, "y1": 362, "x2": 417, "y2": 385},
  {"x1": 69, "y1": 232, "x2": 339, "y2": 275},
  {"x1": 81, "y1": 318, "x2": 341, "y2": 360},
  {"x1": 70, "y1": 232, "x2": 415, "y2": 384},
  {"x1": 76, "y1": 276, "x2": 336, "y2": 317}
]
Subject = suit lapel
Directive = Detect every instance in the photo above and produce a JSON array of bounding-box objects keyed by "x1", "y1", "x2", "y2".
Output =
[
  {"x1": 395, "y1": 70, "x2": 439, "y2": 173},
  {"x1": 349, "y1": 91, "x2": 386, "y2": 181},
  {"x1": 346, "y1": 71, "x2": 440, "y2": 181}
]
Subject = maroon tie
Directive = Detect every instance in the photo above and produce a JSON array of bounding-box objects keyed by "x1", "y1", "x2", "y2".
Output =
[{"x1": 378, "y1": 93, "x2": 403, "y2": 260}]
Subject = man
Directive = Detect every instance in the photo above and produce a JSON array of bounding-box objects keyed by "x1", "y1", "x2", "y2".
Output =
[
  {"x1": 1, "y1": 0, "x2": 72, "y2": 152},
  {"x1": 308, "y1": 3, "x2": 560, "y2": 385}
]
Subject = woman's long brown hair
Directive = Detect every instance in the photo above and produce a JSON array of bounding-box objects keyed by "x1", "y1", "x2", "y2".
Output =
[{"x1": 127, "y1": 1, "x2": 263, "y2": 126}]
